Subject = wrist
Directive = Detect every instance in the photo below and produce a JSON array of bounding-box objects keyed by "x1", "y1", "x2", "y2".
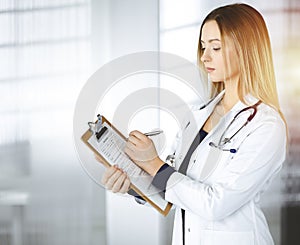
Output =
[{"x1": 148, "y1": 157, "x2": 164, "y2": 177}]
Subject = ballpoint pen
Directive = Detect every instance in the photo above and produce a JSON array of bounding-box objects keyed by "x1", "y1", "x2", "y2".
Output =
[{"x1": 144, "y1": 130, "x2": 164, "y2": 136}]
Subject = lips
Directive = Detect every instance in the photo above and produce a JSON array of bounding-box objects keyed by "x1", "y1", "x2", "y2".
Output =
[{"x1": 205, "y1": 67, "x2": 215, "y2": 73}]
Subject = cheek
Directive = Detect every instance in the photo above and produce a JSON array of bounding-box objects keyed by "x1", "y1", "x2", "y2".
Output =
[
  {"x1": 215, "y1": 56, "x2": 226, "y2": 75},
  {"x1": 210, "y1": 61, "x2": 226, "y2": 82},
  {"x1": 217, "y1": 57, "x2": 226, "y2": 70},
  {"x1": 224, "y1": 51, "x2": 240, "y2": 76}
]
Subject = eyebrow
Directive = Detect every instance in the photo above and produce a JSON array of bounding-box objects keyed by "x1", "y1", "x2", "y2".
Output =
[{"x1": 201, "y1": 39, "x2": 221, "y2": 43}]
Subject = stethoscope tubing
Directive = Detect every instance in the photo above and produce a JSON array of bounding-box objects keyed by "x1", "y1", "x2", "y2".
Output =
[
  {"x1": 211, "y1": 100, "x2": 262, "y2": 153},
  {"x1": 166, "y1": 99, "x2": 262, "y2": 165}
]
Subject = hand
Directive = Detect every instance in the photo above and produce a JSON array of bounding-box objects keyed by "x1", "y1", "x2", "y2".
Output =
[
  {"x1": 124, "y1": 130, "x2": 164, "y2": 176},
  {"x1": 101, "y1": 165, "x2": 131, "y2": 193},
  {"x1": 95, "y1": 155, "x2": 131, "y2": 194}
]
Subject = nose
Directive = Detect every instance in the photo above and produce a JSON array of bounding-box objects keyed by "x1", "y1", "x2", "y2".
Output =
[{"x1": 200, "y1": 49, "x2": 211, "y2": 63}]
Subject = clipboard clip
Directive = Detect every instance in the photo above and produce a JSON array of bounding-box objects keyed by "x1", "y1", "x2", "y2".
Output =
[{"x1": 88, "y1": 114, "x2": 103, "y2": 134}]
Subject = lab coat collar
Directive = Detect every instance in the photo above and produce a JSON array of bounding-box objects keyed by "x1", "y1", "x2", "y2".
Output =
[
  {"x1": 199, "y1": 90, "x2": 259, "y2": 113},
  {"x1": 230, "y1": 93, "x2": 260, "y2": 113},
  {"x1": 208, "y1": 90, "x2": 225, "y2": 109},
  {"x1": 191, "y1": 91, "x2": 259, "y2": 133},
  {"x1": 200, "y1": 90, "x2": 259, "y2": 113}
]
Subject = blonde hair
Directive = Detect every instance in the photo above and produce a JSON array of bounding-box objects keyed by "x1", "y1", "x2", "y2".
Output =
[{"x1": 198, "y1": 3, "x2": 286, "y2": 123}]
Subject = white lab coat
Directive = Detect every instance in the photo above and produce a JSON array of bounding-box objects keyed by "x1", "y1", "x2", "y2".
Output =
[{"x1": 165, "y1": 91, "x2": 286, "y2": 245}]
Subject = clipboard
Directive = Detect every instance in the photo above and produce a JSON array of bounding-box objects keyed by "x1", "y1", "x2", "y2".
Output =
[{"x1": 81, "y1": 115, "x2": 172, "y2": 216}]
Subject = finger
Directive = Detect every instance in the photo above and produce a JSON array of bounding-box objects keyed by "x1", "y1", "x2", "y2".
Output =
[
  {"x1": 111, "y1": 172, "x2": 127, "y2": 193},
  {"x1": 124, "y1": 146, "x2": 134, "y2": 159},
  {"x1": 127, "y1": 135, "x2": 140, "y2": 146},
  {"x1": 105, "y1": 170, "x2": 123, "y2": 190},
  {"x1": 125, "y1": 141, "x2": 138, "y2": 151},
  {"x1": 129, "y1": 130, "x2": 148, "y2": 141},
  {"x1": 119, "y1": 177, "x2": 131, "y2": 194},
  {"x1": 101, "y1": 166, "x2": 117, "y2": 185}
]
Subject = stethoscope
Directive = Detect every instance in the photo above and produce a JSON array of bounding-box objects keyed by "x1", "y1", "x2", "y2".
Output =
[
  {"x1": 166, "y1": 99, "x2": 262, "y2": 165},
  {"x1": 208, "y1": 100, "x2": 262, "y2": 153}
]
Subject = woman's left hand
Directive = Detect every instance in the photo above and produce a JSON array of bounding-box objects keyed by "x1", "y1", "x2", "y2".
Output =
[{"x1": 124, "y1": 130, "x2": 164, "y2": 176}]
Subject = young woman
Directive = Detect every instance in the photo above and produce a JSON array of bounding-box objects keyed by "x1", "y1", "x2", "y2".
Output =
[{"x1": 101, "y1": 3, "x2": 287, "y2": 245}]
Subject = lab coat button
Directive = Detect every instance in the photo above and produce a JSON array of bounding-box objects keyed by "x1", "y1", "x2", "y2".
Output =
[{"x1": 188, "y1": 228, "x2": 191, "y2": 232}]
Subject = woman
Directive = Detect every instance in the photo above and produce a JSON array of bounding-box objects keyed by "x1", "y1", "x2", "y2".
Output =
[{"x1": 101, "y1": 3, "x2": 287, "y2": 245}]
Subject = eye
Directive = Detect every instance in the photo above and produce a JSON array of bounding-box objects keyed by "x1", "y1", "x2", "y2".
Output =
[
  {"x1": 201, "y1": 47, "x2": 206, "y2": 51},
  {"x1": 213, "y1": 47, "x2": 221, "y2": 51}
]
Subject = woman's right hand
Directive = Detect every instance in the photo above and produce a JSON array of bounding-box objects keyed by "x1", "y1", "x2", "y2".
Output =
[{"x1": 101, "y1": 165, "x2": 131, "y2": 194}]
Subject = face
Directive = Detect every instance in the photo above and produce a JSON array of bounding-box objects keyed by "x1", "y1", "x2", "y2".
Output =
[{"x1": 200, "y1": 20, "x2": 240, "y2": 83}]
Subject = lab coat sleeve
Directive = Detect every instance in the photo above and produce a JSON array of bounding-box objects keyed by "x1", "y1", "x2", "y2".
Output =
[{"x1": 164, "y1": 115, "x2": 287, "y2": 221}]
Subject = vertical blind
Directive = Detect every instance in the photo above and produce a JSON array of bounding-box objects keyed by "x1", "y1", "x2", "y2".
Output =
[
  {"x1": 0, "y1": 1, "x2": 103, "y2": 245},
  {"x1": 0, "y1": 0, "x2": 91, "y2": 146}
]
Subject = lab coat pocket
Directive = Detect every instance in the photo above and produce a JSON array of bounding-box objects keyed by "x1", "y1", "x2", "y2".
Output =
[{"x1": 200, "y1": 230, "x2": 255, "y2": 245}]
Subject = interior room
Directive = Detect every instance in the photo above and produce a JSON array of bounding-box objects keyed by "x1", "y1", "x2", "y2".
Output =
[{"x1": 0, "y1": 0, "x2": 299, "y2": 244}]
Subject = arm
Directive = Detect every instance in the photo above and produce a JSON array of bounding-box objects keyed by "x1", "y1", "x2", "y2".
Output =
[
  {"x1": 125, "y1": 116, "x2": 286, "y2": 221},
  {"x1": 164, "y1": 117, "x2": 286, "y2": 221}
]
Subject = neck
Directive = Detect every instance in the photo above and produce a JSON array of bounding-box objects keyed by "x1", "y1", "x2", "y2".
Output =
[{"x1": 221, "y1": 77, "x2": 240, "y2": 112}]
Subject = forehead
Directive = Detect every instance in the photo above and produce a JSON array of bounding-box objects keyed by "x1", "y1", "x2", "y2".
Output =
[{"x1": 201, "y1": 20, "x2": 221, "y2": 42}]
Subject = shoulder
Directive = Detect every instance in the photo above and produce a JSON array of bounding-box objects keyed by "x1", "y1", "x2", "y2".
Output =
[
  {"x1": 256, "y1": 103, "x2": 285, "y2": 127},
  {"x1": 251, "y1": 102, "x2": 287, "y2": 142}
]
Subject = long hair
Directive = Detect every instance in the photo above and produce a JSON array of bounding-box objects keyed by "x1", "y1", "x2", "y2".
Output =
[{"x1": 197, "y1": 3, "x2": 286, "y2": 123}]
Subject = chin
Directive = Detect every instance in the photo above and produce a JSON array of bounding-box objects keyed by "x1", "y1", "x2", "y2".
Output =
[
  {"x1": 208, "y1": 75, "x2": 223, "y2": 83},
  {"x1": 211, "y1": 80, "x2": 224, "y2": 83}
]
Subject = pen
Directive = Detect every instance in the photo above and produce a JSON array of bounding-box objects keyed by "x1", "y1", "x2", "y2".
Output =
[{"x1": 144, "y1": 130, "x2": 164, "y2": 136}]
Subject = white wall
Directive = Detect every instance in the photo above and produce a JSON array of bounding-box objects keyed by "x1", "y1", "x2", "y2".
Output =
[{"x1": 91, "y1": 1, "x2": 174, "y2": 245}]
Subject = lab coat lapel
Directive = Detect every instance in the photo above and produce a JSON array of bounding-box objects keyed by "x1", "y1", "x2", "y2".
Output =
[
  {"x1": 191, "y1": 91, "x2": 225, "y2": 132},
  {"x1": 198, "y1": 94, "x2": 260, "y2": 181},
  {"x1": 198, "y1": 116, "x2": 227, "y2": 181},
  {"x1": 177, "y1": 92, "x2": 225, "y2": 171}
]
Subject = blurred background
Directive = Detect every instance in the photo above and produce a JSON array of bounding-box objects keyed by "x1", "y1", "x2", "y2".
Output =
[{"x1": 0, "y1": 0, "x2": 299, "y2": 244}]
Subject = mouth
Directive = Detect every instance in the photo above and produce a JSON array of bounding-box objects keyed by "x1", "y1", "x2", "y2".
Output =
[{"x1": 205, "y1": 67, "x2": 215, "y2": 73}]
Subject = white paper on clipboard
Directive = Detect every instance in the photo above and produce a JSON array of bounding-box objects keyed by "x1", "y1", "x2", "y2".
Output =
[{"x1": 81, "y1": 117, "x2": 172, "y2": 216}]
